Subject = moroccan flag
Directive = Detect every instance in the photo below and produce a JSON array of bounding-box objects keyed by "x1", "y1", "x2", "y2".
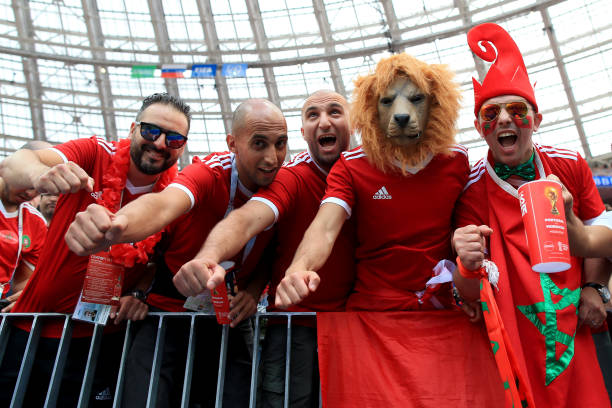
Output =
[{"x1": 317, "y1": 311, "x2": 506, "y2": 408}]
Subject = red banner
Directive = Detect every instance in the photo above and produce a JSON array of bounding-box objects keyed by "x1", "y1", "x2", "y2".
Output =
[{"x1": 317, "y1": 311, "x2": 505, "y2": 408}]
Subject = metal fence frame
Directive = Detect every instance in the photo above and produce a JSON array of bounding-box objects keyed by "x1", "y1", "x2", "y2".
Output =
[{"x1": 0, "y1": 311, "x2": 318, "y2": 408}]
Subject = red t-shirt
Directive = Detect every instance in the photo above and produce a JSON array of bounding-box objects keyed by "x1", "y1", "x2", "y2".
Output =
[
  {"x1": 13, "y1": 136, "x2": 160, "y2": 337},
  {"x1": 323, "y1": 145, "x2": 470, "y2": 310},
  {"x1": 0, "y1": 202, "x2": 47, "y2": 296},
  {"x1": 251, "y1": 151, "x2": 356, "y2": 312},
  {"x1": 454, "y1": 144, "x2": 608, "y2": 408},
  {"x1": 146, "y1": 152, "x2": 272, "y2": 312}
]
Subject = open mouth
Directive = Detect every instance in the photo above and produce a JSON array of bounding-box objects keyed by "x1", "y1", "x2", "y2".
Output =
[
  {"x1": 258, "y1": 168, "x2": 277, "y2": 174},
  {"x1": 498, "y1": 132, "x2": 517, "y2": 147},
  {"x1": 318, "y1": 135, "x2": 337, "y2": 147}
]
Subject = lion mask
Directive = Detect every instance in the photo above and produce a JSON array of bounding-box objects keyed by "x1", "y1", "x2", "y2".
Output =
[{"x1": 352, "y1": 53, "x2": 461, "y2": 173}]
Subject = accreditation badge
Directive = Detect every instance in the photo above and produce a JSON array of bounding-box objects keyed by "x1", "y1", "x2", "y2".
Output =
[
  {"x1": 183, "y1": 290, "x2": 214, "y2": 313},
  {"x1": 73, "y1": 251, "x2": 125, "y2": 325}
]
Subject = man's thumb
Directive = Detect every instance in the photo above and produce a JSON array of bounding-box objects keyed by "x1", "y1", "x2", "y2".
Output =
[
  {"x1": 105, "y1": 215, "x2": 128, "y2": 242},
  {"x1": 306, "y1": 272, "x2": 320, "y2": 292},
  {"x1": 477, "y1": 225, "x2": 493, "y2": 237},
  {"x1": 86, "y1": 177, "x2": 95, "y2": 193},
  {"x1": 207, "y1": 264, "x2": 226, "y2": 290}
]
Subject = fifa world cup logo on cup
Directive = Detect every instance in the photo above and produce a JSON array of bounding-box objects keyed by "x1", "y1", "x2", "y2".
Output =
[{"x1": 544, "y1": 186, "x2": 560, "y2": 215}]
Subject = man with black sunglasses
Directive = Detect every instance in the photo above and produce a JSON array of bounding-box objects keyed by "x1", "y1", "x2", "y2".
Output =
[
  {"x1": 451, "y1": 23, "x2": 609, "y2": 407},
  {"x1": 65, "y1": 98, "x2": 288, "y2": 407},
  {"x1": 0, "y1": 92, "x2": 190, "y2": 407}
]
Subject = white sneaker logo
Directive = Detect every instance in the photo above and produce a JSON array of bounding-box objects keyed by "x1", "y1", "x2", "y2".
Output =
[{"x1": 373, "y1": 186, "x2": 392, "y2": 199}]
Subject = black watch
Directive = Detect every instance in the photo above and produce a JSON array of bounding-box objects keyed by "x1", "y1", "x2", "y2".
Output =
[
  {"x1": 582, "y1": 283, "x2": 611, "y2": 304},
  {"x1": 130, "y1": 290, "x2": 147, "y2": 302}
]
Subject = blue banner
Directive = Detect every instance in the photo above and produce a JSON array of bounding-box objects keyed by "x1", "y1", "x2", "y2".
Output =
[
  {"x1": 594, "y1": 176, "x2": 612, "y2": 187},
  {"x1": 222, "y1": 63, "x2": 248, "y2": 78},
  {"x1": 191, "y1": 64, "x2": 217, "y2": 78}
]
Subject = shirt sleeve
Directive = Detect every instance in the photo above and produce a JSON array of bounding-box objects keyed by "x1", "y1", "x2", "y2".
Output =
[
  {"x1": 169, "y1": 162, "x2": 216, "y2": 210},
  {"x1": 453, "y1": 182, "x2": 487, "y2": 229},
  {"x1": 251, "y1": 167, "x2": 300, "y2": 225},
  {"x1": 321, "y1": 156, "x2": 354, "y2": 217},
  {"x1": 53, "y1": 136, "x2": 102, "y2": 175},
  {"x1": 573, "y1": 154, "x2": 605, "y2": 222}
]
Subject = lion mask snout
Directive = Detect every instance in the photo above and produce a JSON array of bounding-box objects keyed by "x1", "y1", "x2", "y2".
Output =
[{"x1": 378, "y1": 77, "x2": 431, "y2": 146}]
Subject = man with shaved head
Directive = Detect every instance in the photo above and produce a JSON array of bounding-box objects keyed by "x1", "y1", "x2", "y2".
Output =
[
  {"x1": 172, "y1": 90, "x2": 355, "y2": 407},
  {"x1": 66, "y1": 98, "x2": 288, "y2": 407}
]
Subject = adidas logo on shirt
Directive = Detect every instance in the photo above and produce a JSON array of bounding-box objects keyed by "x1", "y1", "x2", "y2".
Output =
[{"x1": 373, "y1": 186, "x2": 392, "y2": 199}]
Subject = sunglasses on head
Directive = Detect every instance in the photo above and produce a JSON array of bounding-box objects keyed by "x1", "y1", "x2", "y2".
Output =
[
  {"x1": 479, "y1": 101, "x2": 529, "y2": 122},
  {"x1": 135, "y1": 121, "x2": 187, "y2": 149}
]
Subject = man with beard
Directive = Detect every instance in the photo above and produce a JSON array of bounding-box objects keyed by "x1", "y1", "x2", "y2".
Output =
[
  {"x1": 65, "y1": 98, "x2": 288, "y2": 407},
  {"x1": 0, "y1": 92, "x2": 190, "y2": 407},
  {"x1": 173, "y1": 90, "x2": 355, "y2": 407}
]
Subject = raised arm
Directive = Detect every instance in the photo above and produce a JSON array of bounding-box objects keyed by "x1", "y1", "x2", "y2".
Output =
[
  {"x1": 65, "y1": 186, "x2": 192, "y2": 256},
  {"x1": 0, "y1": 149, "x2": 93, "y2": 194},
  {"x1": 566, "y1": 211, "x2": 612, "y2": 258},
  {"x1": 274, "y1": 202, "x2": 347, "y2": 308},
  {"x1": 578, "y1": 257, "x2": 611, "y2": 328},
  {"x1": 172, "y1": 200, "x2": 275, "y2": 297},
  {"x1": 451, "y1": 224, "x2": 493, "y2": 301}
]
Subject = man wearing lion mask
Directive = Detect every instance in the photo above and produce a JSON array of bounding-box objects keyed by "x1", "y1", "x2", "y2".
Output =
[
  {"x1": 276, "y1": 53, "x2": 468, "y2": 312},
  {"x1": 275, "y1": 54, "x2": 509, "y2": 406}
]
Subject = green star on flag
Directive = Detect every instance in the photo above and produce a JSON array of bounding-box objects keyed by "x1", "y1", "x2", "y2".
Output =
[{"x1": 517, "y1": 274, "x2": 580, "y2": 385}]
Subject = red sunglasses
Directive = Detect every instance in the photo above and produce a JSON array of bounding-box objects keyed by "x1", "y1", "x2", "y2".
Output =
[{"x1": 479, "y1": 101, "x2": 529, "y2": 122}]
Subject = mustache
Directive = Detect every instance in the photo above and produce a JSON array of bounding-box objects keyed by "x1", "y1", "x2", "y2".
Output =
[{"x1": 141, "y1": 143, "x2": 170, "y2": 158}]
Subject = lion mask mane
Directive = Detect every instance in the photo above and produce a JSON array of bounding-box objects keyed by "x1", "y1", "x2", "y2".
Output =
[{"x1": 352, "y1": 53, "x2": 461, "y2": 173}]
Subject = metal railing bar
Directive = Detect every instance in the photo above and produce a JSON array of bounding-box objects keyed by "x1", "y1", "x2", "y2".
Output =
[
  {"x1": 181, "y1": 314, "x2": 197, "y2": 408},
  {"x1": 0, "y1": 315, "x2": 12, "y2": 367},
  {"x1": 45, "y1": 315, "x2": 73, "y2": 408},
  {"x1": 248, "y1": 314, "x2": 261, "y2": 408},
  {"x1": 284, "y1": 315, "x2": 292, "y2": 408},
  {"x1": 3, "y1": 311, "x2": 319, "y2": 408},
  {"x1": 77, "y1": 323, "x2": 103, "y2": 408},
  {"x1": 11, "y1": 316, "x2": 42, "y2": 408},
  {"x1": 146, "y1": 315, "x2": 167, "y2": 408},
  {"x1": 112, "y1": 319, "x2": 134, "y2": 408},
  {"x1": 214, "y1": 324, "x2": 230, "y2": 408}
]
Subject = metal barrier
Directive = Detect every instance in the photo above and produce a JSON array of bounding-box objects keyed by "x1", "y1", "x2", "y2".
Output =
[{"x1": 0, "y1": 311, "x2": 318, "y2": 408}]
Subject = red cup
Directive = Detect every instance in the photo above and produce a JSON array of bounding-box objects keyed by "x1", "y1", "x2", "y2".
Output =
[
  {"x1": 518, "y1": 180, "x2": 571, "y2": 273},
  {"x1": 211, "y1": 261, "x2": 234, "y2": 325}
]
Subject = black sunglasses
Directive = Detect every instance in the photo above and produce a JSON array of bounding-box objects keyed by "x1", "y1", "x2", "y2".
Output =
[{"x1": 135, "y1": 121, "x2": 188, "y2": 149}]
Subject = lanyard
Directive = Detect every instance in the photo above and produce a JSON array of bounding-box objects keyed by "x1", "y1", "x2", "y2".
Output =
[{"x1": 224, "y1": 155, "x2": 256, "y2": 262}]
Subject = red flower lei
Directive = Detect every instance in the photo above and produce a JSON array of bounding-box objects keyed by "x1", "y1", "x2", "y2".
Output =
[{"x1": 97, "y1": 138, "x2": 178, "y2": 268}]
